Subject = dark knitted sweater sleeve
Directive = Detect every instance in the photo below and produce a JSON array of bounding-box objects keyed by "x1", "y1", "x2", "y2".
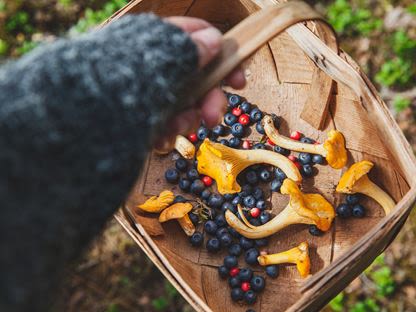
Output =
[{"x1": 0, "y1": 14, "x2": 198, "y2": 311}]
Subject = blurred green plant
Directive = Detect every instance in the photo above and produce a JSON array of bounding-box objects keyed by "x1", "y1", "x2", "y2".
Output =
[
  {"x1": 16, "y1": 40, "x2": 38, "y2": 56},
  {"x1": 58, "y1": 0, "x2": 73, "y2": 7},
  {"x1": 0, "y1": 39, "x2": 9, "y2": 56},
  {"x1": 71, "y1": 0, "x2": 128, "y2": 33},
  {"x1": 365, "y1": 254, "x2": 396, "y2": 297},
  {"x1": 350, "y1": 298, "x2": 380, "y2": 312},
  {"x1": 0, "y1": 0, "x2": 6, "y2": 12},
  {"x1": 106, "y1": 303, "x2": 120, "y2": 312},
  {"x1": 328, "y1": 293, "x2": 344, "y2": 312},
  {"x1": 375, "y1": 57, "x2": 413, "y2": 87},
  {"x1": 393, "y1": 96, "x2": 411, "y2": 112},
  {"x1": 407, "y1": 3, "x2": 416, "y2": 15},
  {"x1": 151, "y1": 281, "x2": 179, "y2": 311},
  {"x1": 326, "y1": 0, "x2": 382, "y2": 36},
  {"x1": 6, "y1": 11, "x2": 34, "y2": 34}
]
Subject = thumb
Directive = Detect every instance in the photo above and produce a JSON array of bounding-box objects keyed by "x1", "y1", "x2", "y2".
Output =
[{"x1": 190, "y1": 27, "x2": 222, "y2": 68}]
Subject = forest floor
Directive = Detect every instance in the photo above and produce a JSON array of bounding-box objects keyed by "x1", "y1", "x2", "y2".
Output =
[{"x1": 1, "y1": 1, "x2": 415, "y2": 311}]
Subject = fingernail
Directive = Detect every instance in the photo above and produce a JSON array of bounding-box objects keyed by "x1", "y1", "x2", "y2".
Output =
[{"x1": 192, "y1": 27, "x2": 222, "y2": 55}]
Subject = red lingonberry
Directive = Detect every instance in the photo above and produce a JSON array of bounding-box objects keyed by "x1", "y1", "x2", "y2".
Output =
[
  {"x1": 266, "y1": 138, "x2": 275, "y2": 146},
  {"x1": 230, "y1": 267, "x2": 240, "y2": 277},
  {"x1": 232, "y1": 107, "x2": 242, "y2": 117},
  {"x1": 290, "y1": 131, "x2": 302, "y2": 140},
  {"x1": 250, "y1": 208, "x2": 261, "y2": 218},
  {"x1": 241, "y1": 282, "x2": 251, "y2": 292},
  {"x1": 242, "y1": 140, "x2": 251, "y2": 149},
  {"x1": 188, "y1": 133, "x2": 198, "y2": 143},
  {"x1": 238, "y1": 114, "x2": 250, "y2": 126},
  {"x1": 202, "y1": 176, "x2": 213, "y2": 187}
]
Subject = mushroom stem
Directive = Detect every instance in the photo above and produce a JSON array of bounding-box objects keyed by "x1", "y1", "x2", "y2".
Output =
[
  {"x1": 225, "y1": 205, "x2": 312, "y2": 239},
  {"x1": 353, "y1": 175, "x2": 395, "y2": 215},
  {"x1": 178, "y1": 214, "x2": 196, "y2": 236},
  {"x1": 174, "y1": 135, "x2": 195, "y2": 159},
  {"x1": 237, "y1": 205, "x2": 256, "y2": 229},
  {"x1": 257, "y1": 242, "x2": 310, "y2": 278}
]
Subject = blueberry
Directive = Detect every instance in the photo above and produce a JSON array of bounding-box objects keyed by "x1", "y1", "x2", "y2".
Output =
[
  {"x1": 336, "y1": 203, "x2": 352, "y2": 218},
  {"x1": 240, "y1": 185, "x2": 253, "y2": 197},
  {"x1": 212, "y1": 124, "x2": 225, "y2": 137},
  {"x1": 256, "y1": 121, "x2": 265, "y2": 134},
  {"x1": 260, "y1": 211, "x2": 270, "y2": 224},
  {"x1": 255, "y1": 200, "x2": 266, "y2": 211},
  {"x1": 312, "y1": 154, "x2": 324, "y2": 165},
  {"x1": 222, "y1": 202, "x2": 236, "y2": 213},
  {"x1": 265, "y1": 265, "x2": 279, "y2": 278},
  {"x1": 309, "y1": 225, "x2": 323, "y2": 236},
  {"x1": 238, "y1": 268, "x2": 253, "y2": 282},
  {"x1": 220, "y1": 233, "x2": 233, "y2": 247},
  {"x1": 224, "y1": 113, "x2": 238, "y2": 126},
  {"x1": 250, "y1": 275, "x2": 265, "y2": 292},
  {"x1": 346, "y1": 194, "x2": 360, "y2": 205},
  {"x1": 229, "y1": 137, "x2": 241, "y2": 148},
  {"x1": 208, "y1": 208, "x2": 217, "y2": 220},
  {"x1": 229, "y1": 276, "x2": 241, "y2": 288},
  {"x1": 193, "y1": 159, "x2": 198, "y2": 168},
  {"x1": 187, "y1": 168, "x2": 199, "y2": 181},
  {"x1": 232, "y1": 196, "x2": 243, "y2": 206},
  {"x1": 216, "y1": 227, "x2": 229, "y2": 239},
  {"x1": 252, "y1": 187, "x2": 264, "y2": 200},
  {"x1": 201, "y1": 189, "x2": 211, "y2": 200},
  {"x1": 239, "y1": 237, "x2": 254, "y2": 250},
  {"x1": 165, "y1": 168, "x2": 179, "y2": 183},
  {"x1": 219, "y1": 139, "x2": 229, "y2": 146},
  {"x1": 245, "y1": 248, "x2": 260, "y2": 265},
  {"x1": 352, "y1": 204, "x2": 366, "y2": 218},
  {"x1": 274, "y1": 167, "x2": 287, "y2": 181},
  {"x1": 218, "y1": 265, "x2": 229, "y2": 279},
  {"x1": 273, "y1": 145, "x2": 290, "y2": 156},
  {"x1": 189, "y1": 213, "x2": 199, "y2": 225},
  {"x1": 301, "y1": 164, "x2": 314, "y2": 177},
  {"x1": 224, "y1": 255, "x2": 238, "y2": 269},
  {"x1": 224, "y1": 193, "x2": 235, "y2": 201},
  {"x1": 229, "y1": 243, "x2": 243, "y2": 256},
  {"x1": 190, "y1": 232, "x2": 204, "y2": 247},
  {"x1": 259, "y1": 168, "x2": 272, "y2": 182},
  {"x1": 250, "y1": 219, "x2": 261, "y2": 226},
  {"x1": 243, "y1": 196, "x2": 256, "y2": 208},
  {"x1": 206, "y1": 238, "x2": 221, "y2": 253},
  {"x1": 231, "y1": 123, "x2": 245, "y2": 138},
  {"x1": 298, "y1": 152, "x2": 312, "y2": 165},
  {"x1": 250, "y1": 108, "x2": 263, "y2": 122},
  {"x1": 245, "y1": 170, "x2": 258, "y2": 185},
  {"x1": 215, "y1": 214, "x2": 227, "y2": 227},
  {"x1": 270, "y1": 179, "x2": 282, "y2": 192},
  {"x1": 190, "y1": 179, "x2": 205, "y2": 195},
  {"x1": 269, "y1": 113, "x2": 280, "y2": 128},
  {"x1": 244, "y1": 290, "x2": 257, "y2": 305},
  {"x1": 231, "y1": 288, "x2": 244, "y2": 302},
  {"x1": 197, "y1": 126, "x2": 210, "y2": 141},
  {"x1": 204, "y1": 220, "x2": 218, "y2": 235},
  {"x1": 252, "y1": 143, "x2": 266, "y2": 150},
  {"x1": 229, "y1": 227, "x2": 241, "y2": 239},
  {"x1": 240, "y1": 101, "x2": 252, "y2": 113},
  {"x1": 173, "y1": 195, "x2": 187, "y2": 203},
  {"x1": 208, "y1": 193, "x2": 224, "y2": 209},
  {"x1": 175, "y1": 157, "x2": 188, "y2": 172},
  {"x1": 227, "y1": 93, "x2": 241, "y2": 108},
  {"x1": 300, "y1": 137, "x2": 315, "y2": 144},
  {"x1": 254, "y1": 238, "x2": 268, "y2": 247}
]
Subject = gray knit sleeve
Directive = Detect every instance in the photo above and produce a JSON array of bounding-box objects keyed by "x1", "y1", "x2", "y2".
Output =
[{"x1": 0, "y1": 14, "x2": 198, "y2": 311}]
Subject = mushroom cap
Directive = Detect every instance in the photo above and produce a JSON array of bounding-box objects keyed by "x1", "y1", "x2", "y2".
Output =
[
  {"x1": 324, "y1": 130, "x2": 348, "y2": 169},
  {"x1": 296, "y1": 242, "x2": 311, "y2": 278},
  {"x1": 281, "y1": 179, "x2": 335, "y2": 231},
  {"x1": 138, "y1": 190, "x2": 175, "y2": 213},
  {"x1": 336, "y1": 160, "x2": 374, "y2": 194},
  {"x1": 159, "y1": 203, "x2": 193, "y2": 222}
]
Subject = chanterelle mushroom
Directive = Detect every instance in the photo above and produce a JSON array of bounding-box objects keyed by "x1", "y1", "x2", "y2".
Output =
[
  {"x1": 225, "y1": 179, "x2": 335, "y2": 238},
  {"x1": 154, "y1": 135, "x2": 195, "y2": 159},
  {"x1": 138, "y1": 190, "x2": 175, "y2": 213},
  {"x1": 197, "y1": 139, "x2": 301, "y2": 194},
  {"x1": 257, "y1": 242, "x2": 311, "y2": 278},
  {"x1": 336, "y1": 160, "x2": 395, "y2": 215},
  {"x1": 262, "y1": 115, "x2": 347, "y2": 169},
  {"x1": 159, "y1": 202, "x2": 195, "y2": 236}
]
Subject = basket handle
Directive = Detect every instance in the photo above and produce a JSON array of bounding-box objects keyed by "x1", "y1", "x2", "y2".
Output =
[{"x1": 191, "y1": 1, "x2": 333, "y2": 101}]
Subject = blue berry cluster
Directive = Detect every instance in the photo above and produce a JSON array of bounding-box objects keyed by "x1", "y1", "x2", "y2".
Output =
[{"x1": 336, "y1": 194, "x2": 366, "y2": 218}]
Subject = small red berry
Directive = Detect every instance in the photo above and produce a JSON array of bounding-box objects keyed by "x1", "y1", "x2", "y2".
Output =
[
  {"x1": 232, "y1": 107, "x2": 242, "y2": 117},
  {"x1": 290, "y1": 131, "x2": 302, "y2": 141},
  {"x1": 288, "y1": 155, "x2": 302, "y2": 169},
  {"x1": 241, "y1": 282, "x2": 251, "y2": 292},
  {"x1": 230, "y1": 267, "x2": 240, "y2": 277},
  {"x1": 242, "y1": 140, "x2": 251, "y2": 149},
  {"x1": 294, "y1": 161, "x2": 302, "y2": 169},
  {"x1": 266, "y1": 138, "x2": 275, "y2": 146},
  {"x1": 202, "y1": 176, "x2": 213, "y2": 187},
  {"x1": 288, "y1": 155, "x2": 297, "y2": 162},
  {"x1": 238, "y1": 114, "x2": 250, "y2": 126},
  {"x1": 188, "y1": 133, "x2": 198, "y2": 143},
  {"x1": 250, "y1": 208, "x2": 261, "y2": 218}
]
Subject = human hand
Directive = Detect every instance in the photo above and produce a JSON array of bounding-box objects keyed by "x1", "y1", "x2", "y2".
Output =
[{"x1": 155, "y1": 16, "x2": 246, "y2": 151}]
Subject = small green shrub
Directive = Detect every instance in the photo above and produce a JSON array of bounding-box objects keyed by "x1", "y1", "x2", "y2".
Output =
[
  {"x1": 328, "y1": 292, "x2": 344, "y2": 312},
  {"x1": 350, "y1": 299, "x2": 380, "y2": 312},
  {"x1": 0, "y1": 39, "x2": 9, "y2": 56},
  {"x1": 6, "y1": 11, "x2": 34, "y2": 34},
  {"x1": 393, "y1": 96, "x2": 411, "y2": 112},
  {"x1": 375, "y1": 58, "x2": 413, "y2": 87}
]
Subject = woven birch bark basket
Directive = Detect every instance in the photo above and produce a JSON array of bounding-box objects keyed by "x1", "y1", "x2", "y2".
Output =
[{"x1": 104, "y1": 0, "x2": 416, "y2": 311}]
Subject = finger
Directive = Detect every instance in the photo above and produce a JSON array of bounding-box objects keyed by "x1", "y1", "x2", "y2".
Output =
[
  {"x1": 191, "y1": 27, "x2": 222, "y2": 68},
  {"x1": 199, "y1": 87, "x2": 227, "y2": 128},
  {"x1": 224, "y1": 67, "x2": 246, "y2": 90},
  {"x1": 165, "y1": 16, "x2": 212, "y2": 33}
]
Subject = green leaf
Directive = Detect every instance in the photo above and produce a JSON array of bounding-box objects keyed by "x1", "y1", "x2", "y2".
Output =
[
  {"x1": 0, "y1": 39, "x2": 9, "y2": 56},
  {"x1": 152, "y1": 297, "x2": 169, "y2": 311},
  {"x1": 106, "y1": 303, "x2": 120, "y2": 312},
  {"x1": 328, "y1": 292, "x2": 344, "y2": 311}
]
